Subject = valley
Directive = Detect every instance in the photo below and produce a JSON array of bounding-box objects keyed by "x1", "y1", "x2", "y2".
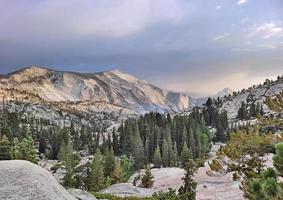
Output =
[{"x1": 0, "y1": 66, "x2": 283, "y2": 200}]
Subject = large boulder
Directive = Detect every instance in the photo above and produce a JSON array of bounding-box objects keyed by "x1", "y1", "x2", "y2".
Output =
[{"x1": 0, "y1": 160, "x2": 77, "y2": 200}]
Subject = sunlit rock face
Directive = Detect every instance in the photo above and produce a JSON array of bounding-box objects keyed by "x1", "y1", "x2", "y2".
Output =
[{"x1": 0, "y1": 66, "x2": 192, "y2": 114}]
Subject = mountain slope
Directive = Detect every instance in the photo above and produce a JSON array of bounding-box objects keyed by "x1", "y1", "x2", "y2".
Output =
[
  {"x1": 0, "y1": 66, "x2": 191, "y2": 113},
  {"x1": 194, "y1": 88, "x2": 233, "y2": 107},
  {"x1": 220, "y1": 78, "x2": 283, "y2": 119}
]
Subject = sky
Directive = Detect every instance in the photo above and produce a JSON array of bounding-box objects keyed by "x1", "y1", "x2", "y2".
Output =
[{"x1": 0, "y1": 0, "x2": 283, "y2": 97}]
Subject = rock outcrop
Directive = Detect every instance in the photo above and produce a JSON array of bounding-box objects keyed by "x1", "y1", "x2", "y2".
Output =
[{"x1": 0, "y1": 160, "x2": 77, "y2": 200}]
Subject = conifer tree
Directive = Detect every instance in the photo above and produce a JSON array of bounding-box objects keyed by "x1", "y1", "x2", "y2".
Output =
[
  {"x1": 104, "y1": 147, "x2": 115, "y2": 177},
  {"x1": 89, "y1": 149, "x2": 105, "y2": 192},
  {"x1": 181, "y1": 127, "x2": 188, "y2": 147},
  {"x1": 58, "y1": 140, "x2": 78, "y2": 188},
  {"x1": 161, "y1": 139, "x2": 169, "y2": 167},
  {"x1": 181, "y1": 142, "x2": 191, "y2": 166},
  {"x1": 188, "y1": 127, "x2": 196, "y2": 157},
  {"x1": 10, "y1": 135, "x2": 38, "y2": 164},
  {"x1": 112, "y1": 128, "x2": 119, "y2": 154},
  {"x1": 178, "y1": 159, "x2": 197, "y2": 200},
  {"x1": 168, "y1": 138, "x2": 173, "y2": 166},
  {"x1": 132, "y1": 124, "x2": 145, "y2": 169},
  {"x1": 170, "y1": 142, "x2": 178, "y2": 167},
  {"x1": 0, "y1": 135, "x2": 11, "y2": 160},
  {"x1": 153, "y1": 146, "x2": 162, "y2": 168},
  {"x1": 273, "y1": 143, "x2": 283, "y2": 176},
  {"x1": 111, "y1": 160, "x2": 123, "y2": 184},
  {"x1": 141, "y1": 166, "x2": 154, "y2": 188}
]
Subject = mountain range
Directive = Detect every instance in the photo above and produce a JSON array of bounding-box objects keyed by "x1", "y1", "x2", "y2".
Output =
[
  {"x1": 0, "y1": 66, "x2": 282, "y2": 128},
  {"x1": 0, "y1": 66, "x2": 191, "y2": 114}
]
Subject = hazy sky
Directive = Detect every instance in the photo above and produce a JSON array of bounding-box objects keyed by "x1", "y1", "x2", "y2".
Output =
[{"x1": 0, "y1": 0, "x2": 283, "y2": 97}]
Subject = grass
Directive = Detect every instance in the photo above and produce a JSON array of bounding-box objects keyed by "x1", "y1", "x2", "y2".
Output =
[{"x1": 93, "y1": 193, "x2": 156, "y2": 200}]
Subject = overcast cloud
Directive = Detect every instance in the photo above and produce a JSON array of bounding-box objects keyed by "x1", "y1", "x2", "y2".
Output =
[{"x1": 0, "y1": 0, "x2": 283, "y2": 97}]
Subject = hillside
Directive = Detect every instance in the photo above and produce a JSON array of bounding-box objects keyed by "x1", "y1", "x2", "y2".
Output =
[{"x1": 219, "y1": 77, "x2": 283, "y2": 120}]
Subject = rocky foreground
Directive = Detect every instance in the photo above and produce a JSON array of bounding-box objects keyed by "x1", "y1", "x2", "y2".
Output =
[
  {"x1": 0, "y1": 160, "x2": 97, "y2": 200},
  {"x1": 101, "y1": 144, "x2": 245, "y2": 200}
]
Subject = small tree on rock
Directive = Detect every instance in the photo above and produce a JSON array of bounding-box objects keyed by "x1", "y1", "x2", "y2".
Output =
[
  {"x1": 178, "y1": 159, "x2": 197, "y2": 200},
  {"x1": 141, "y1": 165, "x2": 154, "y2": 188}
]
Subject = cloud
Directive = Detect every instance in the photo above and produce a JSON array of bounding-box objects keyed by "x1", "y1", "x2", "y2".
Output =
[
  {"x1": 247, "y1": 23, "x2": 283, "y2": 39},
  {"x1": 241, "y1": 17, "x2": 250, "y2": 23},
  {"x1": 0, "y1": 0, "x2": 189, "y2": 38},
  {"x1": 213, "y1": 33, "x2": 230, "y2": 41},
  {"x1": 238, "y1": 0, "x2": 248, "y2": 5},
  {"x1": 216, "y1": 5, "x2": 222, "y2": 10}
]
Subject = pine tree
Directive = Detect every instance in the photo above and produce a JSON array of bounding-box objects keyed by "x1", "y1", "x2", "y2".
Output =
[
  {"x1": 153, "y1": 146, "x2": 162, "y2": 168},
  {"x1": 111, "y1": 160, "x2": 123, "y2": 184},
  {"x1": 104, "y1": 147, "x2": 115, "y2": 177},
  {"x1": 89, "y1": 149, "x2": 105, "y2": 192},
  {"x1": 10, "y1": 135, "x2": 38, "y2": 164},
  {"x1": 161, "y1": 139, "x2": 169, "y2": 167},
  {"x1": 188, "y1": 127, "x2": 196, "y2": 157},
  {"x1": 80, "y1": 125, "x2": 88, "y2": 149},
  {"x1": 132, "y1": 124, "x2": 145, "y2": 170},
  {"x1": 170, "y1": 142, "x2": 178, "y2": 167},
  {"x1": 112, "y1": 128, "x2": 119, "y2": 154},
  {"x1": 273, "y1": 142, "x2": 283, "y2": 176},
  {"x1": 181, "y1": 142, "x2": 191, "y2": 166},
  {"x1": 141, "y1": 166, "x2": 154, "y2": 188},
  {"x1": 168, "y1": 138, "x2": 173, "y2": 167},
  {"x1": 0, "y1": 135, "x2": 11, "y2": 160},
  {"x1": 181, "y1": 127, "x2": 188, "y2": 147},
  {"x1": 58, "y1": 140, "x2": 78, "y2": 170},
  {"x1": 194, "y1": 126, "x2": 202, "y2": 158},
  {"x1": 178, "y1": 160, "x2": 197, "y2": 200}
]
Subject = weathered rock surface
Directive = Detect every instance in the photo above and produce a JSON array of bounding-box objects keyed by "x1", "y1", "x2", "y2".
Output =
[
  {"x1": 68, "y1": 189, "x2": 98, "y2": 200},
  {"x1": 0, "y1": 160, "x2": 77, "y2": 200}
]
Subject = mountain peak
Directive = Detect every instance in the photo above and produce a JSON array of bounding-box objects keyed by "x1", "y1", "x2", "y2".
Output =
[
  {"x1": 216, "y1": 88, "x2": 233, "y2": 98},
  {"x1": 8, "y1": 65, "x2": 50, "y2": 76},
  {"x1": 106, "y1": 69, "x2": 142, "y2": 83}
]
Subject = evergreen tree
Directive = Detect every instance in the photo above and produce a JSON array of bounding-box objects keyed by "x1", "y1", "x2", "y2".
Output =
[
  {"x1": 57, "y1": 140, "x2": 79, "y2": 188},
  {"x1": 0, "y1": 135, "x2": 11, "y2": 160},
  {"x1": 153, "y1": 146, "x2": 162, "y2": 168},
  {"x1": 161, "y1": 139, "x2": 169, "y2": 167},
  {"x1": 141, "y1": 166, "x2": 154, "y2": 188},
  {"x1": 178, "y1": 160, "x2": 197, "y2": 200},
  {"x1": 89, "y1": 149, "x2": 105, "y2": 192},
  {"x1": 188, "y1": 127, "x2": 196, "y2": 157},
  {"x1": 80, "y1": 125, "x2": 88, "y2": 149},
  {"x1": 132, "y1": 124, "x2": 145, "y2": 170},
  {"x1": 181, "y1": 142, "x2": 192, "y2": 166},
  {"x1": 10, "y1": 135, "x2": 38, "y2": 164},
  {"x1": 273, "y1": 143, "x2": 283, "y2": 176},
  {"x1": 181, "y1": 127, "x2": 188, "y2": 147},
  {"x1": 112, "y1": 128, "x2": 119, "y2": 155},
  {"x1": 170, "y1": 142, "x2": 178, "y2": 167},
  {"x1": 104, "y1": 147, "x2": 115, "y2": 177},
  {"x1": 111, "y1": 160, "x2": 123, "y2": 184}
]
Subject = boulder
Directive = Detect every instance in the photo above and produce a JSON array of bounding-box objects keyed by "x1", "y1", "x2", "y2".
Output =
[{"x1": 0, "y1": 160, "x2": 76, "y2": 200}]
